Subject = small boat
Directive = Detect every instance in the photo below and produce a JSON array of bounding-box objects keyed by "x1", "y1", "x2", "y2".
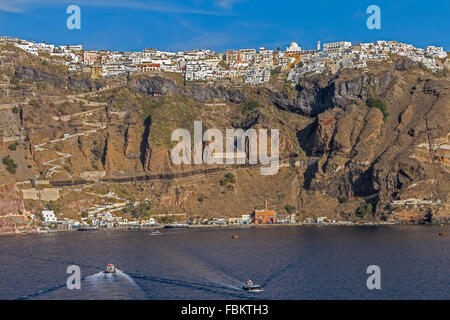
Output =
[
  {"x1": 232, "y1": 234, "x2": 239, "y2": 239},
  {"x1": 151, "y1": 230, "x2": 161, "y2": 235},
  {"x1": 243, "y1": 280, "x2": 264, "y2": 293},
  {"x1": 438, "y1": 232, "x2": 447, "y2": 236},
  {"x1": 164, "y1": 223, "x2": 189, "y2": 229},
  {"x1": 78, "y1": 226, "x2": 98, "y2": 231},
  {"x1": 105, "y1": 263, "x2": 116, "y2": 273}
]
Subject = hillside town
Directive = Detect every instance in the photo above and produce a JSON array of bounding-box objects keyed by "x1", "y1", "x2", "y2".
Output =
[
  {"x1": 1, "y1": 36, "x2": 447, "y2": 86},
  {"x1": 0, "y1": 35, "x2": 448, "y2": 234}
]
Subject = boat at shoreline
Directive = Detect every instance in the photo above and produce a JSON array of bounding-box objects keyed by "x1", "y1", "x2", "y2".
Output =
[
  {"x1": 128, "y1": 225, "x2": 141, "y2": 230},
  {"x1": 164, "y1": 223, "x2": 189, "y2": 229},
  {"x1": 77, "y1": 226, "x2": 98, "y2": 231}
]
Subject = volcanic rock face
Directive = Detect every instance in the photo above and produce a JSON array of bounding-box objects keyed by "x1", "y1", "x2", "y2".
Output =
[
  {"x1": 298, "y1": 105, "x2": 385, "y2": 197},
  {"x1": 128, "y1": 76, "x2": 246, "y2": 103},
  {"x1": 14, "y1": 66, "x2": 106, "y2": 91},
  {"x1": 296, "y1": 72, "x2": 449, "y2": 221},
  {"x1": 231, "y1": 109, "x2": 268, "y2": 130},
  {"x1": 0, "y1": 183, "x2": 24, "y2": 215},
  {"x1": 266, "y1": 69, "x2": 395, "y2": 116},
  {"x1": 128, "y1": 76, "x2": 180, "y2": 96},
  {"x1": 184, "y1": 84, "x2": 246, "y2": 103}
]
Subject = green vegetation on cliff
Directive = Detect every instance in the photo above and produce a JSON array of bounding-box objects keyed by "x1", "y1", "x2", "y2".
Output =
[
  {"x1": 357, "y1": 203, "x2": 373, "y2": 218},
  {"x1": 220, "y1": 173, "x2": 236, "y2": 186},
  {"x1": 366, "y1": 96, "x2": 388, "y2": 122},
  {"x1": 2, "y1": 156, "x2": 17, "y2": 174}
]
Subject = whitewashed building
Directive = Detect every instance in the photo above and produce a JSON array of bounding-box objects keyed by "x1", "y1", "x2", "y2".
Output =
[
  {"x1": 286, "y1": 42, "x2": 302, "y2": 54},
  {"x1": 323, "y1": 41, "x2": 352, "y2": 53},
  {"x1": 42, "y1": 210, "x2": 57, "y2": 223},
  {"x1": 426, "y1": 46, "x2": 447, "y2": 59}
]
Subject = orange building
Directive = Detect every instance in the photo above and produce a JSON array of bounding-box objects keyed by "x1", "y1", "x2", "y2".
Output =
[{"x1": 252, "y1": 201, "x2": 276, "y2": 224}]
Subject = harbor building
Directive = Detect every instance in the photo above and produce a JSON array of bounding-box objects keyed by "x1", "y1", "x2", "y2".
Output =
[
  {"x1": 42, "y1": 210, "x2": 57, "y2": 223},
  {"x1": 252, "y1": 201, "x2": 276, "y2": 224}
]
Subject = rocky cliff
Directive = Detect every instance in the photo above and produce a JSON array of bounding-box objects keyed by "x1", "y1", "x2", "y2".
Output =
[
  {"x1": 0, "y1": 45, "x2": 448, "y2": 224},
  {"x1": 0, "y1": 183, "x2": 25, "y2": 215}
]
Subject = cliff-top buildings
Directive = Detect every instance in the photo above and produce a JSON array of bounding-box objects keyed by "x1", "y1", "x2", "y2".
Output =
[{"x1": 0, "y1": 35, "x2": 447, "y2": 86}]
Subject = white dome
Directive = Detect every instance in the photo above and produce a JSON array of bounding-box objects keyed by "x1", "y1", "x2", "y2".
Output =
[{"x1": 289, "y1": 42, "x2": 299, "y2": 48}]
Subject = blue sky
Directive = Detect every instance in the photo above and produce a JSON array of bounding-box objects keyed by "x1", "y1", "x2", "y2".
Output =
[{"x1": 0, "y1": 0, "x2": 448, "y2": 52}]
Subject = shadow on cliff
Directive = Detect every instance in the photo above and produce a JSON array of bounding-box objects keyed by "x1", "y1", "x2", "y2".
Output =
[{"x1": 139, "y1": 116, "x2": 152, "y2": 170}]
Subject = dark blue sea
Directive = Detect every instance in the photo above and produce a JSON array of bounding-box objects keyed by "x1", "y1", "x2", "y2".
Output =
[{"x1": 0, "y1": 225, "x2": 448, "y2": 299}]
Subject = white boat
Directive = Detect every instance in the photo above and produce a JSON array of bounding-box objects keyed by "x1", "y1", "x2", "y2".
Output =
[
  {"x1": 151, "y1": 230, "x2": 161, "y2": 235},
  {"x1": 243, "y1": 280, "x2": 264, "y2": 293}
]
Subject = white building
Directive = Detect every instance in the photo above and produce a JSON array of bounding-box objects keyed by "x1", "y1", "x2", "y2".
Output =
[
  {"x1": 42, "y1": 210, "x2": 57, "y2": 223},
  {"x1": 14, "y1": 43, "x2": 38, "y2": 55},
  {"x1": 286, "y1": 42, "x2": 302, "y2": 54},
  {"x1": 323, "y1": 41, "x2": 352, "y2": 53},
  {"x1": 242, "y1": 214, "x2": 251, "y2": 224},
  {"x1": 426, "y1": 46, "x2": 447, "y2": 59},
  {"x1": 316, "y1": 217, "x2": 328, "y2": 223},
  {"x1": 245, "y1": 67, "x2": 271, "y2": 85}
]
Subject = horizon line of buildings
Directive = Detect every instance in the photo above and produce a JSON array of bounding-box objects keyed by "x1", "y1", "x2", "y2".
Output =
[{"x1": 1, "y1": 35, "x2": 447, "y2": 86}]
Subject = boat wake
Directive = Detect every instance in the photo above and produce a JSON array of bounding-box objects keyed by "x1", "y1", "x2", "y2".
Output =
[
  {"x1": 18, "y1": 269, "x2": 145, "y2": 300},
  {"x1": 126, "y1": 272, "x2": 253, "y2": 299},
  {"x1": 162, "y1": 249, "x2": 244, "y2": 292},
  {"x1": 84, "y1": 271, "x2": 104, "y2": 286},
  {"x1": 115, "y1": 269, "x2": 140, "y2": 288},
  {"x1": 201, "y1": 276, "x2": 242, "y2": 291}
]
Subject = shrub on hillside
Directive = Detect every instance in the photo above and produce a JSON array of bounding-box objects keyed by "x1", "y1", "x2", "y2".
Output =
[
  {"x1": 8, "y1": 142, "x2": 18, "y2": 151},
  {"x1": 366, "y1": 96, "x2": 388, "y2": 122},
  {"x1": 285, "y1": 205, "x2": 296, "y2": 214},
  {"x1": 2, "y1": 156, "x2": 17, "y2": 174},
  {"x1": 220, "y1": 172, "x2": 236, "y2": 185},
  {"x1": 357, "y1": 203, "x2": 373, "y2": 218}
]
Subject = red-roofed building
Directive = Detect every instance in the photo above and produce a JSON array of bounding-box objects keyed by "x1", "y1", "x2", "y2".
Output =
[{"x1": 140, "y1": 63, "x2": 161, "y2": 72}]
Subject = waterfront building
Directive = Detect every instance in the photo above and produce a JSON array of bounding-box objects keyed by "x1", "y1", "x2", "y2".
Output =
[
  {"x1": 242, "y1": 214, "x2": 251, "y2": 224},
  {"x1": 252, "y1": 201, "x2": 276, "y2": 224},
  {"x1": 317, "y1": 217, "x2": 328, "y2": 223},
  {"x1": 42, "y1": 210, "x2": 57, "y2": 223}
]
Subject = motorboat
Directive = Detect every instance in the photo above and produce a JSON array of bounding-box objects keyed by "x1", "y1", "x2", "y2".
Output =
[
  {"x1": 243, "y1": 280, "x2": 264, "y2": 293},
  {"x1": 105, "y1": 263, "x2": 116, "y2": 273},
  {"x1": 151, "y1": 229, "x2": 161, "y2": 235}
]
